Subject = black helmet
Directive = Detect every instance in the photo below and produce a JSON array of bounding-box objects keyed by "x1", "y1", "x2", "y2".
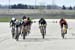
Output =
[
  {"x1": 27, "y1": 17, "x2": 30, "y2": 20},
  {"x1": 40, "y1": 18, "x2": 44, "y2": 20},
  {"x1": 22, "y1": 15, "x2": 26, "y2": 19}
]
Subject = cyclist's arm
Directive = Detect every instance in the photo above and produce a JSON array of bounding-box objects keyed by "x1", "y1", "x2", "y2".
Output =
[
  {"x1": 10, "y1": 20, "x2": 12, "y2": 27},
  {"x1": 44, "y1": 20, "x2": 47, "y2": 26},
  {"x1": 66, "y1": 23, "x2": 68, "y2": 29},
  {"x1": 64, "y1": 19, "x2": 68, "y2": 29}
]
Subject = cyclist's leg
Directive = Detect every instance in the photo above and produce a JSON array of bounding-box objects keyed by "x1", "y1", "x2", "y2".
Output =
[
  {"x1": 61, "y1": 33, "x2": 65, "y2": 39},
  {"x1": 25, "y1": 26, "x2": 28, "y2": 36},
  {"x1": 42, "y1": 26, "x2": 45, "y2": 39},
  {"x1": 22, "y1": 26, "x2": 28, "y2": 39},
  {"x1": 11, "y1": 26, "x2": 15, "y2": 38},
  {"x1": 61, "y1": 28, "x2": 64, "y2": 38},
  {"x1": 27, "y1": 25, "x2": 30, "y2": 33},
  {"x1": 28, "y1": 25, "x2": 31, "y2": 33},
  {"x1": 18, "y1": 26, "x2": 21, "y2": 37},
  {"x1": 15, "y1": 27, "x2": 19, "y2": 40},
  {"x1": 44, "y1": 26, "x2": 46, "y2": 35},
  {"x1": 40, "y1": 26, "x2": 43, "y2": 33},
  {"x1": 61, "y1": 28, "x2": 66, "y2": 39},
  {"x1": 11, "y1": 28, "x2": 14, "y2": 38},
  {"x1": 15, "y1": 27, "x2": 21, "y2": 41},
  {"x1": 21, "y1": 25, "x2": 24, "y2": 36}
]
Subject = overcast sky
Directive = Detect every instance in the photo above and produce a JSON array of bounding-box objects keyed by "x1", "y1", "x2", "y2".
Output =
[{"x1": 0, "y1": 0, "x2": 75, "y2": 7}]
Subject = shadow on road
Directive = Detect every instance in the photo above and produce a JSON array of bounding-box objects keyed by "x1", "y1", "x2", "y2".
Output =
[
  {"x1": 18, "y1": 38, "x2": 61, "y2": 42},
  {"x1": 64, "y1": 37, "x2": 75, "y2": 40}
]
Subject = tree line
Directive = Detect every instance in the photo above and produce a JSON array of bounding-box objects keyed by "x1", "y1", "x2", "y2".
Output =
[
  {"x1": 62, "y1": 5, "x2": 73, "y2": 10},
  {"x1": 11, "y1": 4, "x2": 35, "y2": 9},
  {"x1": 0, "y1": 4, "x2": 75, "y2": 10},
  {"x1": 11, "y1": 4, "x2": 74, "y2": 10}
]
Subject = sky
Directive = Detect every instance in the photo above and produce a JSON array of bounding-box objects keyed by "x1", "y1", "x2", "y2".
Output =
[{"x1": 0, "y1": 0, "x2": 75, "y2": 7}]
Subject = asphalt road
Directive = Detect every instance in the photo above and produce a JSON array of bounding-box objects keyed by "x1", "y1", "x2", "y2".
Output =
[{"x1": 0, "y1": 19, "x2": 75, "y2": 50}]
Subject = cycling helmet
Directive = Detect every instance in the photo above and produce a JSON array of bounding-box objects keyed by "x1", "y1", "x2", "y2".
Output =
[{"x1": 11, "y1": 17, "x2": 16, "y2": 21}]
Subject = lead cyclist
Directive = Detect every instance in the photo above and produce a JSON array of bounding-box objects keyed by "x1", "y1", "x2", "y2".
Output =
[{"x1": 10, "y1": 17, "x2": 16, "y2": 38}]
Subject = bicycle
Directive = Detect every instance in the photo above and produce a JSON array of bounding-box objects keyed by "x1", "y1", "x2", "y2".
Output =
[
  {"x1": 39, "y1": 24, "x2": 46, "y2": 39},
  {"x1": 11, "y1": 26, "x2": 15, "y2": 38},
  {"x1": 22, "y1": 26, "x2": 28, "y2": 40},
  {"x1": 61, "y1": 25, "x2": 67, "y2": 39},
  {"x1": 15, "y1": 26, "x2": 21, "y2": 41}
]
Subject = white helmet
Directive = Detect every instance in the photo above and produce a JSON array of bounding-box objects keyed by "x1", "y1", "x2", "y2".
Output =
[{"x1": 11, "y1": 17, "x2": 16, "y2": 21}]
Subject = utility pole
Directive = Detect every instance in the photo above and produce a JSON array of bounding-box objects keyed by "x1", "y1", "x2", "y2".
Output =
[
  {"x1": 52, "y1": 0, "x2": 56, "y2": 9},
  {"x1": 52, "y1": 0, "x2": 55, "y2": 5},
  {"x1": 8, "y1": 0, "x2": 10, "y2": 13},
  {"x1": 35, "y1": 0, "x2": 36, "y2": 9}
]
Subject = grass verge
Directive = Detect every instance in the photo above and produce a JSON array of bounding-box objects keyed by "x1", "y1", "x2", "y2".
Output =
[{"x1": 0, "y1": 17, "x2": 11, "y2": 22}]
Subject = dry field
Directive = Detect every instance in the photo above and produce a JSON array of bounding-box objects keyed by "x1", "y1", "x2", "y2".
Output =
[{"x1": 0, "y1": 9, "x2": 75, "y2": 19}]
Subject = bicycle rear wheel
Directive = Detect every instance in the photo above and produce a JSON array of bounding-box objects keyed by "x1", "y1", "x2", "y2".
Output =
[{"x1": 41, "y1": 26, "x2": 45, "y2": 39}]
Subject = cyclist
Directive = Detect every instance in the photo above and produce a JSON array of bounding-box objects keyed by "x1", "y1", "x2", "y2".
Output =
[
  {"x1": 27, "y1": 17, "x2": 32, "y2": 33},
  {"x1": 39, "y1": 18, "x2": 47, "y2": 30},
  {"x1": 59, "y1": 18, "x2": 68, "y2": 38},
  {"x1": 21, "y1": 17, "x2": 28, "y2": 39},
  {"x1": 39, "y1": 18, "x2": 47, "y2": 39},
  {"x1": 15, "y1": 19, "x2": 22, "y2": 41},
  {"x1": 10, "y1": 17, "x2": 16, "y2": 38}
]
